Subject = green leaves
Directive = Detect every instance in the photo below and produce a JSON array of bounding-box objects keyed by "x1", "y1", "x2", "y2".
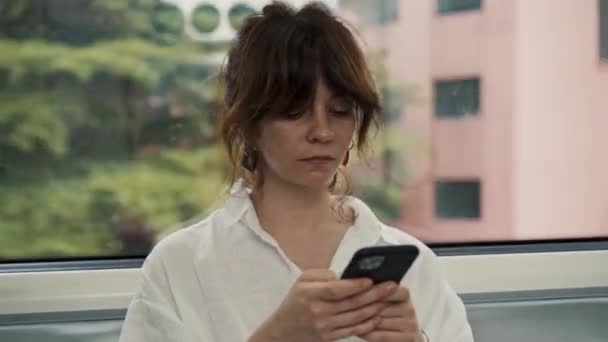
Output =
[
  {"x1": 0, "y1": 39, "x2": 206, "y2": 87},
  {"x1": 0, "y1": 0, "x2": 228, "y2": 259},
  {"x1": 0, "y1": 87, "x2": 87, "y2": 156},
  {"x1": 0, "y1": 149, "x2": 227, "y2": 259},
  {"x1": 0, "y1": 37, "x2": 216, "y2": 157}
]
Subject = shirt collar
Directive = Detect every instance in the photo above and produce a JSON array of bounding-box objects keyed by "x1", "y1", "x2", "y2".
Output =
[
  {"x1": 328, "y1": 196, "x2": 384, "y2": 273},
  {"x1": 218, "y1": 179, "x2": 252, "y2": 228},
  {"x1": 218, "y1": 179, "x2": 383, "y2": 249}
]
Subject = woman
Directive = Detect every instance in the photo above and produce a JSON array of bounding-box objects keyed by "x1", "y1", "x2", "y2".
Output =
[{"x1": 119, "y1": 2, "x2": 474, "y2": 341}]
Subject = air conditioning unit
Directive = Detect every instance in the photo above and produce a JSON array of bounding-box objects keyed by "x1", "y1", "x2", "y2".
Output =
[{"x1": 157, "y1": 0, "x2": 337, "y2": 43}]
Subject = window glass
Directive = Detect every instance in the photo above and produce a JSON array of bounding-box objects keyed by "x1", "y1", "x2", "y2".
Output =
[
  {"x1": 380, "y1": 0, "x2": 399, "y2": 23},
  {"x1": 340, "y1": 0, "x2": 399, "y2": 26},
  {"x1": 438, "y1": 0, "x2": 482, "y2": 14},
  {"x1": 192, "y1": 4, "x2": 221, "y2": 33},
  {"x1": 435, "y1": 181, "x2": 481, "y2": 219},
  {"x1": 0, "y1": 0, "x2": 606, "y2": 261},
  {"x1": 601, "y1": 0, "x2": 608, "y2": 59},
  {"x1": 228, "y1": 4, "x2": 256, "y2": 30},
  {"x1": 434, "y1": 78, "x2": 480, "y2": 118}
]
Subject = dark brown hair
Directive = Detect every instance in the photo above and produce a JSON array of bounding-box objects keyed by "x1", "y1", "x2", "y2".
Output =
[{"x1": 220, "y1": 1, "x2": 382, "y2": 192}]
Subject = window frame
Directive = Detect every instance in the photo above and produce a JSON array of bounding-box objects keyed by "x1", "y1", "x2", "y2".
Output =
[
  {"x1": 1, "y1": 0, "x2": 607, "y2": 319},
  {"x1": 1, "y1": 243, "x2": 608, "y2": 315}
]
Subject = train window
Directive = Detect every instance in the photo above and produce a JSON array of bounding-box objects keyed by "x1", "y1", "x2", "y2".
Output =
[{"x1": 0, "y1": 0, "x2": 606, "y2": 263}]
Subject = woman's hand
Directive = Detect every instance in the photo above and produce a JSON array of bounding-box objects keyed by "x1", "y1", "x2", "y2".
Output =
[
  {"x1": 249, "y1": 269, "x2": 398, "y2": 342},
  {"x1": 360, "y1": 284, "x2": 424, "y2": 342}
]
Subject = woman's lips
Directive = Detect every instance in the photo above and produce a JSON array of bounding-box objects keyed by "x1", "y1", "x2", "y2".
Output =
[{"x1": 299, "y1": 156, "x2": 336, "y2": 167}]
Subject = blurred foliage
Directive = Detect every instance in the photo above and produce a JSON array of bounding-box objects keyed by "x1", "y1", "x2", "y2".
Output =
[
  {"x1": 0, "y1": 38, "x2": 213, "y2": 157},
  {"x1": 0, "y1": 0, "x2": 227, "y2": 260},
  {"x1": 0, "y1": 0, "x2": 423, "y2": 260},
  {"x1": 350, "y1": 48, "x2": 427, "y2": 223},
  {"x1": 0, "y1": 149, "x2": 227, "y2": 259}
]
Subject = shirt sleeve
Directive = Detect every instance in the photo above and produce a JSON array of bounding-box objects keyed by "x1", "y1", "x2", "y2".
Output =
[
  {"x1": 414, "y1": 247, "x2": 475, "y2": 342},
  {"x1": 119, "y1": 248, "x2": 194, "y2": 342},
  {"x1": 119, "y1": 294, "x2": 188, "y2": 342}
]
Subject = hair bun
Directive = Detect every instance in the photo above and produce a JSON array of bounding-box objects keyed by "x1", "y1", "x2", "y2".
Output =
[{"x1": 261, "y1": 1, "x2": 293, "y2": 18}]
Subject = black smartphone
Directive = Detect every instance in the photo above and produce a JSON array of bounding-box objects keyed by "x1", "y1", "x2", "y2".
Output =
[{"x1": 340, "y1": 245, "x2": 420, "y2": 284}]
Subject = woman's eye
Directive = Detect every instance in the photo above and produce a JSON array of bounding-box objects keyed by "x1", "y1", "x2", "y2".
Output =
[
  {"x1": 283, "y1": 110, "x2": 304, "y2": 119},
  {"x1": 331, "y1": 108, "x2": 353, "y2": 116}
]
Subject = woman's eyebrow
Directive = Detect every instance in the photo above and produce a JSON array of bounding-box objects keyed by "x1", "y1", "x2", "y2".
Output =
[
  {"x1": 329, "y1": 97, "x2": 355, "y2": 107},
  {"x1": 328, "y1": 93, "x2": 352, "y2": 102}
]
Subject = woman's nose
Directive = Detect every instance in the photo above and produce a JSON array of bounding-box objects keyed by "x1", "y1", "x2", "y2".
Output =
[{"x1": 308, "y1": 111, "x2": 335, "y2": 143}]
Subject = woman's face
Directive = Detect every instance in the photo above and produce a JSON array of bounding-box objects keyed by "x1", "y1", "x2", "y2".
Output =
[{"x1": 255, "y1": 79, "x2": 356, "y2": 190}]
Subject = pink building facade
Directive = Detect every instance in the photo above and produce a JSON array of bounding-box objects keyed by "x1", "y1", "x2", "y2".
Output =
[{"x1": 341, "y1": 0, "x2": 608, "y2": 242}]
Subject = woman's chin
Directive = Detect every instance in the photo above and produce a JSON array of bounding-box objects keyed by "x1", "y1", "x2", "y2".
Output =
[
  {"x1": 273, "y1": 168, "x2": 336, "y2": 191},
  {"x1": 293, "y1": 173, "x2": 335, "y2": 189}
]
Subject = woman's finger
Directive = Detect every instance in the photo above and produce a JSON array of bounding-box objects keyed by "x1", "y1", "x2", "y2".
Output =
[
  {"x1": 375, "y1": 316, "x2": 417, "y2": 331},
  {"x1": 299, "y1": 269, "x2": 339, "y2": 282},
  {"x1": 326, "y1": 315, "x2": 381, "y2": 340},
  {"x1": 382, "y1": 286, "x2": 410, "y2": 302},
  {"x1": 360, "y1": 330, "x2": 419, "y2": 342},
  {"x1": 329, "y1": 282, "x2": 397, "y2": 313},
  {"x1": 309, "y1": 278, "x2": 373, "y2": 301},
  {"x1": 326, "y1": 301, "x2": 386, "y2": 329},
  {"x1": 378, "y1": 302, "x2": 416, "y2": 318}
]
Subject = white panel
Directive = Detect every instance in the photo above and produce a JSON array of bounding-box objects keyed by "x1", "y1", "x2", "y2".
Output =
[{"x1": 1, "y1": 250, "x2": 607, "y2": 314}]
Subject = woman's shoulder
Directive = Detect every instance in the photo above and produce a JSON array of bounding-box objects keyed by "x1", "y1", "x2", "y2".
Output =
[
  {"x1": 142, "y1": 209, "x2": 221, "y2": 269},
  {"x1": 143, "y1": 188, "x2": 254, "y2": 268},
  {"x1": 379, "y1": 223, "x2": 437, "y2": 258},
  {"x1": 346, "y1": 195, "x2": 435, "y2": 256}
]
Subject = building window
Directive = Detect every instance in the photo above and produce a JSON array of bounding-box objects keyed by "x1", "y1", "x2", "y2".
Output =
[
  {"x1": 381, "y1": 87, "x2": 402, "y2": 123},
  {"x1": 379, "y1": 0, "x2": 399, "y2": 23},
  {"x1": 601, "y1": 0, "x2": 608, "y2": 60},
  {"x1": 341, "y1": 0, "x2": 398, "y2": 26},
  {"x1": 435, "y1": 180, "x2": 481, "y2": 219},
  {"x1": 438, "y1": 0, "x2": 482, "y2": 14},
  {"x1": 434, "y1": 78, "x2": 480, "y2": 118}
]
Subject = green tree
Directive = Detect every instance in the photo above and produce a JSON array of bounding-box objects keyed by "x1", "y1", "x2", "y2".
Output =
[{"x1": 0, "y1": 0, "x2": 227, "y2": 259}]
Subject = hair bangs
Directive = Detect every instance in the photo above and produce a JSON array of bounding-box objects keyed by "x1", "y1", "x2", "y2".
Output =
[{"x1": 252, "y1": 17, "x2": 326, "y2": 119}]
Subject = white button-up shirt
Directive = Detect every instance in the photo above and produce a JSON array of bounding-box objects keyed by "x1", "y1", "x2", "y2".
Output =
[{"x1": 119, "y1": 180, "x2": 474, "y2": 342}]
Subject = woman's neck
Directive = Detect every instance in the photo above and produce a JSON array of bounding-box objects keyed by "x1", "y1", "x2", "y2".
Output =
[{"x1": 250, "y1": 176, "x2": 335, "y2": 236}]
